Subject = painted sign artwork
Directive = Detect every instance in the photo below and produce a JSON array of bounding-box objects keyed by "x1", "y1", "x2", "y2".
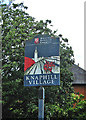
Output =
[{"x1": 24, "y1": 35, "x2": 60, "y2": 86}]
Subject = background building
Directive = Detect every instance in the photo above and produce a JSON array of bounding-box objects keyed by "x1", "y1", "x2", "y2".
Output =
[{"x1": 70, "y1": 64, "x2": 86, "y2": 99}]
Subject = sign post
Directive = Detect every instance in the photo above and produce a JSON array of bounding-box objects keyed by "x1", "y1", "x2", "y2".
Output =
[
  {"x1": 24, "y1": 34, "x2": 60, "y2": 119},
  {"x1": 38, "y1": 87, "x2": 45, "y2": 120}
]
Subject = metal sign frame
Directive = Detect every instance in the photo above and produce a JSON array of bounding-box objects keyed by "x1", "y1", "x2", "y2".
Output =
[{"x1": 24, "y1": 34, "x2": 60, "y2": 86}]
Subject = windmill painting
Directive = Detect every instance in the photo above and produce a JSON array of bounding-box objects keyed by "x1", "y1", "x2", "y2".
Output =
[{"x1": 24, "y1": 35, "x2": 60, "y2": 86}]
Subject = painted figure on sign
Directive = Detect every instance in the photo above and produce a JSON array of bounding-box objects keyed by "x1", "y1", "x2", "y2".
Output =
[{"x1": 24, "y1": 46, "x2": 60, "y2": 75}]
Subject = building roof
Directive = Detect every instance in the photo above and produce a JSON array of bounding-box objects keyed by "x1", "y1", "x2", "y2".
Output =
[{"x1": 69, "y1": 64, "x2": 86, "y2": 84}]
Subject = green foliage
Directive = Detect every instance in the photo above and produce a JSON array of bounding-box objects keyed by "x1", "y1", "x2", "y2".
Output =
[
  {"x1": 2, "y1": 2, "x2": 85, "y2": 120},
  {"x1": 45, "y1": 94, "x2": 86, "y2": 120}
]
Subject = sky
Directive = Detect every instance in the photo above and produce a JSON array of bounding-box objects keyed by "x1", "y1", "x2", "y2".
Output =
[{"x1": 3, "y1": 0, "x2": 85, "y2": 69}]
